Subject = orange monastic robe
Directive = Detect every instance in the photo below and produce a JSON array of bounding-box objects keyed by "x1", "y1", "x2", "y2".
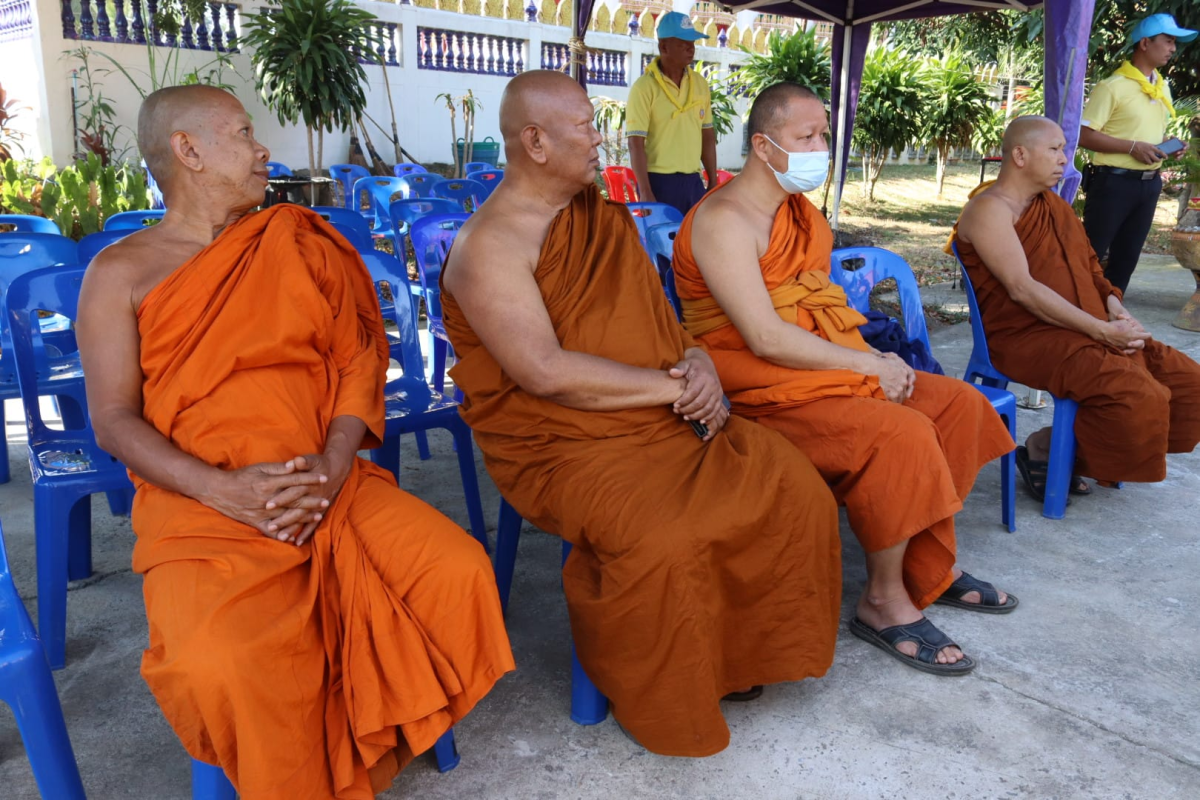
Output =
[
  {"x1": 674, "y1": 191, "x2": 1014, "y2": 608},
  {"x1": 131, "y1": 206, "x2": 514, "y2": 799},
  {"x1": 954, "y1": 189, "x2": 1200, "y2": 482},
  {"x1": 441, "y1": 185, "x2": 841, "y2": 758}
]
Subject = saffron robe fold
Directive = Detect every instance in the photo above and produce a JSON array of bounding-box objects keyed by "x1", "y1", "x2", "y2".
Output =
[
  {"x1": 440, "y1": 185, "x2": 841, "y2": 757},
  {"x1": 131, "y1": 205, "x2": 514, "y2": 799},
  {"x1": 674, "y1": 191, "x2": 1014, "y2": 608},
  {"x1": 954, "y1": 189, "x2": 1200, "y2": 482}
]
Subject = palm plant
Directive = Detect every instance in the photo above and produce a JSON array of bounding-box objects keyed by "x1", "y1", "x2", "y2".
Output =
[
  {"x1": 241, "y1": 0, "x2": 382, "y2": 175},
  {"x1": 592, "y1": 96, "x2": 628, "y2": 167},
  {"x1": 728, "y1": 27, "x2": 832, "y2": 103},
  {"x1": 851, "y1": 48, "x2": 927, "y2": 201},
  {"x1": 970, "y1": 108, "x2": 1006, "y2": 158},
  {"x1": 922, "y1": 52, "x2": 995, "y2": 196}
]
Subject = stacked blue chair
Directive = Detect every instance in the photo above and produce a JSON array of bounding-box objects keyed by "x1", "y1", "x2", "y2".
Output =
[
  {"x1": 465, "y1": 168, "x2": 503, "y2": 203},
  {"x1": 393, "y1": 163, "x2": 428, "y2": 178},
  {"x1": 266, "y1": 161, "x2": 293, "y2": 177},
  {"x1": 387, "y1": 198, "x2": 461, "y2": 256},
  {"x1": 5, "y1": 265, "x2": 137, "y2": 668},
  {"x1": 831, "y1": 246, "x2": 1017, "y2": 531},
  {"x1": 357, "y1": 250, "x2": 488, "y2": 552},
  {"x1": 645, "y1": 221, "x2": 680, "y2": 277},
  {"x1": 355, "y1": 176, "x2": 409, "y2": 233},
  {"x1": 462, "y1": 161, "x2": 492, "y2": 175},
  {"x1": 397, "y1": 172, "x2": 444, "y2": 199},
  {"x1": 492, "y1": 500, "x2": 608, "y2": 726},
  {"x1": 0, "y1": 518, "x2": 87, "y2": 799},
  {"x1": 952, "y1": 243, "x2": 1085, "y2": 520},
  {"x1": 143, "y1": 159, "x2": 166, "y2": 209},
  {"x1": 0, "y1": 214, "x2": 60, "y2": 234},
  {"x1": 624, "y1": 202, "x2": 683, "y2": 245},
  {"x1": 309, "y1": 205, "x2": 374, "y2": 251},
  {"x1": 78, "y1": 229, "x2": 134, "y2": 263},
  {"x1": 328, "y1": 164, "x2": 371, "y2": 211},
  {"x1": 104, "y1": 209, "x2": 166, "y2": 230},
  {"x1": 662, "y1": 266, "x2": 683, "y2": 322},
  {"x1": 409, "y1": 214, "x2": 470, "y2": 395},
  {"x1": 432, "y1": 178, "x2": 487, "y2": 213}
]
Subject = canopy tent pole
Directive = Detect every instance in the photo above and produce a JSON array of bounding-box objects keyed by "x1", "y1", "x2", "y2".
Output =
[
  {"x1": 829, "y1": 7, "x2": 854, "y2": 232},
  {"x1": 1043, "y1": 0, "x2": 1095, "y2": 203},
  {"x1": 571, "y1": 0, "x2": 599, "y2": 90}
]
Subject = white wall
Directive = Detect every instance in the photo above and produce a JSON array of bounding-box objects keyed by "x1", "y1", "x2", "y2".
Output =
[{"x1": 19, "y1": 0, "x2": 751, "y2": 171}]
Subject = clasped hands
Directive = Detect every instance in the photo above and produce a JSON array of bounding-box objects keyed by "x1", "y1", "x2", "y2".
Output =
[
  {"x1": 1102, "y1": 296, "x2": 1150, "y2": 354},
  {"x1": 203, "y1": 453, "x2": 351, "y2": 546},
  {"x1": 870, "y1": 350, "x2": 916, "y2": 404},
  {"x1": 669, "y1": 350, "x2": 728, "y2": 442}
]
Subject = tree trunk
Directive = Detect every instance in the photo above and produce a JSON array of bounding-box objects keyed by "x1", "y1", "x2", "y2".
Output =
[
  {"x1": 1005, "y1": 48, "x2": 1018, "y2": 123},
  {"x1": 868, "y1": 152, "x2": 886, "y2": 201},
  {"x1": 861, "y1": 148, "x2": 872, "y2": 199},
  {"x1": 317, "y1": 129, "x2": 324, "y2": 175},
  {"x1": 448, "y1": 111, "x2": 459, "y2": 178},
  {"x1": 306, "y1": 126, "x2": 315, "y2": 177},
  {"x1": 936, "y1": 145, "x2": 950, "y2": 197}
]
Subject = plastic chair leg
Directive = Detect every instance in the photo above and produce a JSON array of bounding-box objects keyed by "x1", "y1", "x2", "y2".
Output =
[
  {"x1": 450, "y1": 422, "x2": 489, "y2": 554},
  {"x1": 35, "y1": 485, "x2": 76, "y2": 669},
  {"x1": 369, "y1": 434, "x2": 402, "y2": 482},
  {"x1": 493, "y1": 500, "x2": 522, "y2": 615},
  {"x1": 414, "y1": 430, "x2": 432, "y2": 461},
  {"x1": 191, "y1": 759, "x2": 236, "y2": 800},
  {"x1": 2, "y1": 648, "x2": 87, "y2": 799},
  {"x1": 570, "y1": 642, "x2": 609, "y2": 726},
  {"x1": 433, "y1": 729, "x2": 460, "y2": 773},
  {"x1": 67, "y1": 498, "x2": 92, "y2": 582},
  {"x1": 431, "y1": 340, "x2": 450, "y2": 395},
  {"x1": 0, "y1": 400, "x2": 10, "y2": 485},
  {"x1": 105, "y1": 487, "x2": 134, "y2": 516},
  {"x1": 1043, "y1": 397, "x2": 1079, "y2": 520},
  {"x1": 1001, "y1": 450, "x2": 1016, "y2": 533}
]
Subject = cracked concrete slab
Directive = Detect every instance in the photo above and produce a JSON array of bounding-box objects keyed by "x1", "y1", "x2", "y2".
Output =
[{"x1": 1, "y1": 255, "x2": 1198, "y2": 799}]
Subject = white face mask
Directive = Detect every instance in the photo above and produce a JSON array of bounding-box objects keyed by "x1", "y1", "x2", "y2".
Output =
[{"x1": 764, "y1": 135, "x2": 830, "y2": 194}]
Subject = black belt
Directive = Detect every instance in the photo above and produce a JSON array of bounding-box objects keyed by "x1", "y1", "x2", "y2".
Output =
[{"x1": 1092, "y1": 166, "x2": 1160, "y2": 181}]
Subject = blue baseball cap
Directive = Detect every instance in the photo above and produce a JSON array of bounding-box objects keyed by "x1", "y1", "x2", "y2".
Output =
[
  {"x1": 1131, "y1": 13, "x2": 1197, "y2": 44},
  {"x1": 657, "y1": 12, "x2": 707, "y2": 42}
]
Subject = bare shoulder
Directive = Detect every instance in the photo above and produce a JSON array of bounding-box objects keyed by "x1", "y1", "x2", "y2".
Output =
[
  {"x1": 958, "y1": 190, "x2": 1016, "y2": 241},
  {"x1": 444, "y1": 201, "x2": 543, "y2": 290},
  {"x1": 84, "y1": 225, "x2": 196, "y2": 311}
]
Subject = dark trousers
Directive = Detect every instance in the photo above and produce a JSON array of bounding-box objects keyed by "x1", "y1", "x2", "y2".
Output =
[
  {"x1": 1082, "y1": 170, "x2": 1162, "y2": 294},
  {"x1": 647, "y1": 172, "x2": 707, "y2": 216}
]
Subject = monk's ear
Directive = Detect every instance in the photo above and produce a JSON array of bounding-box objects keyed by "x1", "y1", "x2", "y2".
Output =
[
  {"x1": 1010, "y1": 144, "x2": 1026, "y2": 168},
  {"x1": 520, "y1": 124, "x2": 549, "y2": 165},
  {"x1": 749, "y1": 133, "x2": 773, "y2": 165},
  {"x1": 170, "y1": 130, "x2": 204, "y2": 175}
]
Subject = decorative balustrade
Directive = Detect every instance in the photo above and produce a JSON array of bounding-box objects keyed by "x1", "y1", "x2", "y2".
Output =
[
  {"x1": 540, "y1": 42, "x2": 626, "y2": 87},
  {"x1": 417, "y1": 26, "x2": 525, "y2": 76},
  {"x1": 353, "y1": 21, "x2": 401, "y2": 67},
  {"x1": 61, "y1": 0, "x2": 240, "y2": 51},
  {"x1": 0, "y1": 0, "x2": 32, "y2": 42}
]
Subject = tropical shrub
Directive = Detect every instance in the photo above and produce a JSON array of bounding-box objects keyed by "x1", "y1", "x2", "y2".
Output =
[
  {"x1": 852, "y1": 48, "x2": 927, "y2": 200},
  {"x1": 1, "y1": 156, "x2": 150, "y2": 239},
  {"x1": 922, "y1": 52, "x2": 995, "y2": 196}
]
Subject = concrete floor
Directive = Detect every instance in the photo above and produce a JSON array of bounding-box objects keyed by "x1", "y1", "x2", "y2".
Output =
[{"x1": 2, "y1": 256, "x2": 1199, "y2": 799}]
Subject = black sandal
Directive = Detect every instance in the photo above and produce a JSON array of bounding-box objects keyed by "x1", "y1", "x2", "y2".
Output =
[
  {"x1": 722, "y1": 686, "x2": 763, "y2": 702},
  {"x1": 1016, "y1": 446, "x2": 1089, "y2": 499},
  {"x1": 849, "y1": 616, "x2": 975, "y2": 676},
  {"x1": 933, "y1": 571, "x2": 1019, "y2": 614}
]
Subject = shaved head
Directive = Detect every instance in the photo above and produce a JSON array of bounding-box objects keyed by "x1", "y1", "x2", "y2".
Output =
[
  {"x1": 137, "y1": 85, "x2": 242, "y2": 190},
  {"x1": 498, "y1": 70, "x2": 600, "y2": 189},
  {"x1": 499, "y1": 70, "x2": 586, "y2": 147},
  {"x1": 747, "y1": 82, "x2": 823, "y2": 140},
  {"x1": 1001, "y1": 115, "x2": 1061, "y2": 160}
]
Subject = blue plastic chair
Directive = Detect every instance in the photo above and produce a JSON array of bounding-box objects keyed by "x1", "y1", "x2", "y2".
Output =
[
  {"x1": 624, "y1": 202, "x2": 684, "y2": 245},
  {"x1": 144, "y1": 159, "x2": 166, "y2": 209},
  {"x1": 493, "y1": 500, "x2": 608, "y2": 726},
  {"x1": 328, "y1": 164, "x2": 371, "y2": 211},
  {"x1": 0, "y1": 214, "x2": 60, "y2": 234},
  {"x1": 645, "y1": 221, "x2": 680, "y2": 276},
  {"x1": 387, "y1": 198, "x2": 462, "y2": 254},
  {"x1": 0, "y1": 518, "x2": 87, "y2": 799},
  {"x1": 104, "y1": 209, "x2": 166, "y2": 230},
  {"x1": 266, "y1": 161, "x2": 293, "y2": 177},
  {"x1": 309, "y1": 206, "x2": 374, "y2": 251},
  {"x1": 355, "y1": 176, "x2": 410, "y2": 233},
  {"x1": 953, "y1": 244, "x2": 1088, "y2": 520},
  {"x1": 409, "y1": 214, "x2": 470, "y2": 395},
  {"x1": 358, "y1": 250, "x2": 488, "y2": 552},
  {"x1": 5, "y1": 265, "x2": 137, "y2": 669},
  {"x1": 431, "y1": 178, "x2": 487, "y2": 213},
  {"x1": 831, "y1": 246, "x2": 1016, "y2": 531},
  {"x1": 78, "y1": 229, "x2": 135, "y2": 263},
  {"x1": 462, "y1": 161, "x2": 492, "y2": 175},
  {"x1": 397, "y1": 172, "x2": 445, "y2": 200},
  {"x1": 393, "y1": 163, "x2": 428, "y2": 178},
  {"x1": 464, "y1": 168, "x2": 503, "y2": 203},
  {"x1": 662, "y1": 266, "x2": 683, "y2": 322}
]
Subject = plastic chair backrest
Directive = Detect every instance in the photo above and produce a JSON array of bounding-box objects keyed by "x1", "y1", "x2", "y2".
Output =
[
  {"x1": 409, "y1": 213, "x2": 469, "y2": 298},
  {"x1": 828, "y1": 246, "x2": 930, "y2": 351},
  {"x1": 3, "y1": 265, "x2": 91, "y2": 442},
  {"x1": 716, "y1": 170, "x2": 734, "y2": 186},
  {"x1": 0, "y1": 235, "x2": 79, "y2": 388},
  {"x1": 645, "y1": 222, "x2": 680, "y2": 275},
  {"x1": 77, "y1": 229, "x2": 134, "y2": 263},
  {"x1": 397, "y1": 173, "x2": 445, "y2": 199},
  {"x1": 357, "y1": 250, "x2": 431, "y2": 400},
  {"x1": 328, "y1": 164, "x2": 371, "y2": 210},
  {"x1": 662, "y1": 266, "x2": 683, "y2": 321},
  {"x1": 356, "y1": 177, "x2": 409, "y2": 230},
  {"x1": 462, "y1": 161, "x2": 492, "y2": 174},
  {"x1": 602, "y1": 166, "x2": 639, "y2": 204},
  {"x1": 431, "y1": 178, "x2": 486, "y2": 212},
  {"x1": 309, "y1": 206, "x2": 374, "y2": 250},
  {"x1": 388, "y1": 198, "x2": 461, "y2": 244},
  {"x1": 0, "y1": 215, "x2": 60, "y2": 235},
  {"x1": 266, "y1": 161, "x2": 293, "y2": 177},
  {"x1": 393, "y1": 163, "x2": 428, "y2": 177},
  {"x1": 951, "y1": 242, "x2": 1011, "y2": 386},
  {"x1": 103, "y1": 209, "x2": 166, "y2": 230},
  {"x1": 465, "y1": 169, "x2": 503, "y2": 202},
  {"x1": 143, "y1": 159, "x2": 165, "y2": 209},
  {"x1": 625, "y1": 202, "x2": 683, "y2": 244}
]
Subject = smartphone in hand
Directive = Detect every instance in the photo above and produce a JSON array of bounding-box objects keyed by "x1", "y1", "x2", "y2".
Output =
[{"x1": 1158, "y1": 137, "x2": 1186, "y2": 156}]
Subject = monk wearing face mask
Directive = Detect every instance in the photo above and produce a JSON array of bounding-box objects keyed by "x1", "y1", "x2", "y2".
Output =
[{"x1": 672, "y1": 82, "x2": 1018, "y2": 677}]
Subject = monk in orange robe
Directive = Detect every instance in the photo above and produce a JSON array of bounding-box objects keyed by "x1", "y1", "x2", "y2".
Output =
[
  {"x1": 440, "y1": 71, "x2": 841, "y2": 757},
  {"x1": 673, "y1": 83, "x2": 1017, "y2": 677},
  {"x1": 77, "y1": 86, "x2": 513, "y2": 799},
  {"x1": 955, "y1": 115, "x2": 1200, "y2": 489}
]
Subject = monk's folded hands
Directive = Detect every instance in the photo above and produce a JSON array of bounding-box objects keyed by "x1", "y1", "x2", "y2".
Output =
[{"x1": 200, "y1": 460, "x2": 328, "y2": 538}]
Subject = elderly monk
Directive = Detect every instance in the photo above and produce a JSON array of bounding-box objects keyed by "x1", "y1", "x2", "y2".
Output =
[
  {"x1": 76, "y1": 86, "x2": 514, "y2": 798},
  {"x1": 954, "y1": 116, "x2": 1200, "y2": 492},
  {"x1": 672, "y1": 83, "x2": 1017, "y2": 678},
  {"x1": 440, "y1": 70, "x2": 841, "y2": 757}
]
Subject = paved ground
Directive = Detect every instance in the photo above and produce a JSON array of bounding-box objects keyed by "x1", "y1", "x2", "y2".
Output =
[{"x1": 2, "y1": 256, "x2": 1199, "y2": 799}]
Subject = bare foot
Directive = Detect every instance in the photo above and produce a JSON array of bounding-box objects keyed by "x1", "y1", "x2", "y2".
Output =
[{"x1": 855, "y1": 593, "x2": 964, "y2": 665}]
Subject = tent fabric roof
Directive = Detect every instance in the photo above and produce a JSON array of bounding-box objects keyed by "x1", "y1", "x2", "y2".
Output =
[{"x1": 716, "y1": 0, "x2": 1043, "y2": 25}]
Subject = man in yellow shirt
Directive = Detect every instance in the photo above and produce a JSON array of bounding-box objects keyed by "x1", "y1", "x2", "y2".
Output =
[
  {"x1": 626, "y1": 11, "x2": 717, "y2": 214},
  {"x1": 1079, "y1": 13, "x2": 1195, "y2": 293}
]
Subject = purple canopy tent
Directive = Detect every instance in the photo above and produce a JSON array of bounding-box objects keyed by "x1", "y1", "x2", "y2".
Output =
[{"x1": 568, "y1": 0, "x2": 1095, "y2": 228}]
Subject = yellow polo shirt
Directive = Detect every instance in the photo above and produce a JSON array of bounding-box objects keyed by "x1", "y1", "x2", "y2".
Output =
[
  {"x1": 1081, "y1": 71, "x2": 1173, "y2": 170},
  {"x1": 626, "y1": 58, "x2": 712, "y2": 175}
]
